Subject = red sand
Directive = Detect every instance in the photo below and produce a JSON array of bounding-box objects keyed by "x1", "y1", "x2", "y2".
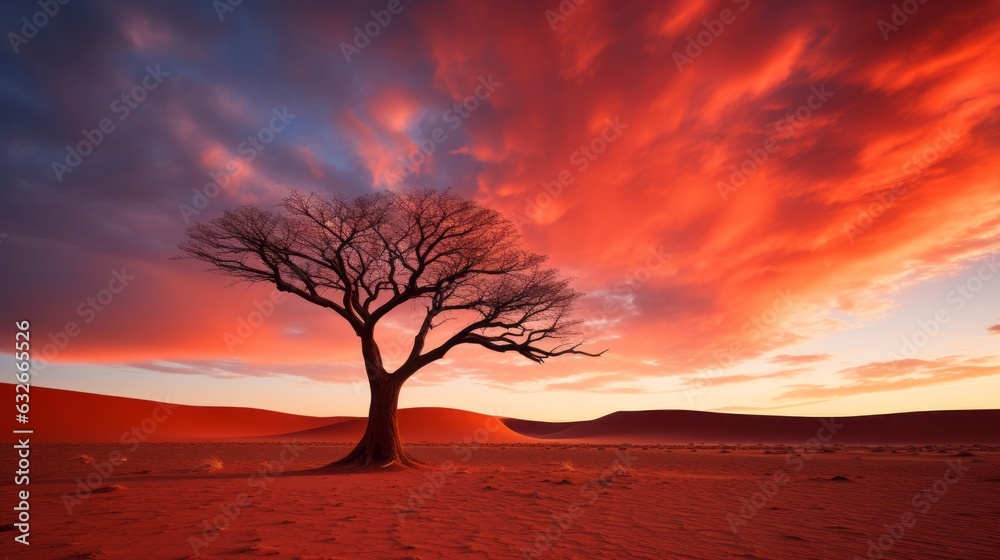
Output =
[
  {"x1": 3, "y1": 386, "x2": 1000, "y2": 558},
  {"x1": 4, "y1": 444, "x2": 999, "y2": 558}
]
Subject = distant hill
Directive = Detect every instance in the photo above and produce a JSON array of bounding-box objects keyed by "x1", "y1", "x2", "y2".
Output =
[
  {"x1": 502, "y1": 409, "x2": 1000, "y2": 445},
  {"x1": 9, "y1": 384, "x2": 999, "y2": 445}
]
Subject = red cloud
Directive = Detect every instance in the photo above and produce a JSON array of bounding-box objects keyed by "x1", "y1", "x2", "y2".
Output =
[
  {"x1": 7, "y1": 1, "x2": 1000, "y2": 410},
  {"x1": 413, "y1": 0, "x2": 1000, "y2": 379}
]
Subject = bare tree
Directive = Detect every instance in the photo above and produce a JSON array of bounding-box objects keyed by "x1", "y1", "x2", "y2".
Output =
[{"x1": 178, "y1": 189, "x2": 602, "y2": 468}]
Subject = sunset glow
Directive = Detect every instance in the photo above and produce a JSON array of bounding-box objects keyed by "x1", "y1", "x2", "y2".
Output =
[{"x1": 2, "y1": 0, "x2": 999, "y2": 420}]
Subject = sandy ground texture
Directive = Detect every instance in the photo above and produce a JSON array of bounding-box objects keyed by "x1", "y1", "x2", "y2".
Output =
[{"x1": 2, "y1": 443, "x2": 999, "y2": 559}]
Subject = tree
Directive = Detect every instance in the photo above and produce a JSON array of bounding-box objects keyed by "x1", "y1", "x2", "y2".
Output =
[{"x1": 178, "y1": 189, "x2": 602, "y2": 468}]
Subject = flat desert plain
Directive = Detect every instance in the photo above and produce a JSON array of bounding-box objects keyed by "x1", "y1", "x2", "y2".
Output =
[
  {"x1": 3, "y1": 444, "x2": 998, "y2": 559},
  {"x1": 2, "y1": 387, "x2": 999, "y2": 559}
]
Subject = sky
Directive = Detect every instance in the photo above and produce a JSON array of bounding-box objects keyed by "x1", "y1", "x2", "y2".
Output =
[{"x1": 1, "y1": 0, "x2": 999, "y2": 421}]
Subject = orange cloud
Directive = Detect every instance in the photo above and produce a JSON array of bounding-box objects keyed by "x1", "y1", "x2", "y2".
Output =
[
  {"x1": 778, "y1": 357, "x2": 1000, "y2": 400},
  {"x1": 769, "y1": 354, "x2": 831, "y2": 365}
]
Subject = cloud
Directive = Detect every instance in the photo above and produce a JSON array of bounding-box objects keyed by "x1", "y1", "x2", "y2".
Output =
[
  {"x1": 0, "y1": 0, "x2": 998, "y2": 407},
  {"x1": 124, "y1": 359, "x2": 362, "y2": 384},
  {"x1": 682, "y1": 367, "x2": 812, "y2": 388},
  {"x1": 536, "y1": 372, "x2": 654, "y2": 394},
  {"x1": 778, "y1": 357, "x2": 1000, "y2": 400},
  {"x1": 769, "y1": 354, "x2": 831, "y2": 365}
]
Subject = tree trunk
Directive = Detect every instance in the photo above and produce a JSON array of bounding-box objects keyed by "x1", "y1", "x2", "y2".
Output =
[{"x1": 329, "y1": 372, "x2": 419, "y2": 469}]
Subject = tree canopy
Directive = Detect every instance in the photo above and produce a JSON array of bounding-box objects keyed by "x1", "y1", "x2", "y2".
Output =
[{"x1": 179, "y1": 189, "x2": 602, "y2": 382}]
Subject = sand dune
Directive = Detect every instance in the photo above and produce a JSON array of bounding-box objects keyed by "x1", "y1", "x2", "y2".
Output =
[
  {"x1": 503, "y1": 409, "x2": 1000, "y2": 445},
  {"x1": 10, "y1": 384, "x2": 340, "y2": 442},
  {"x1": 259, "y1": 407, "x2": 535, "y2": 444},
  {"x1": 11, "y1": 385, "x2": 1000, "y2": 445},
  {"x1": 10, "y1": 385, "x2": 529, "y2": 444}
]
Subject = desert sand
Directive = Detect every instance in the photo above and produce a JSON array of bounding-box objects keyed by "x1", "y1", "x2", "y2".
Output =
[{"x1": 3, "y1": 386, "x2": 999, "y2": 559}]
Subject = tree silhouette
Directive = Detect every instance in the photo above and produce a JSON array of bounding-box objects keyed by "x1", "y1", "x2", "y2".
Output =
[{"x1": 179, "y1": 189, "x2": 602, "y2": 468}]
